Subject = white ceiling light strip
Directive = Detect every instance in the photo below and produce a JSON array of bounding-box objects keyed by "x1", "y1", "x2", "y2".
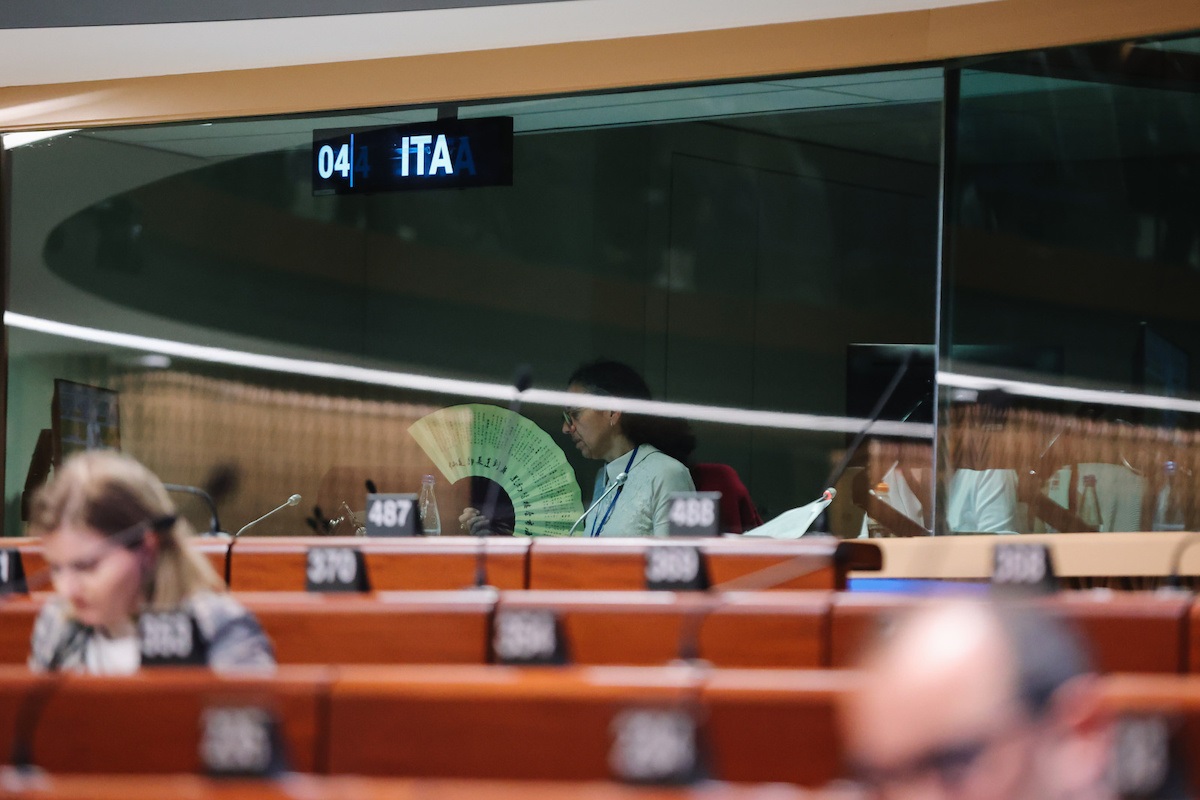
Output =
[
  {"x1": 939, "y1": 370, "x2": 1200, "y2": 415},
  {"x1": 1, "y1": 129, "x2": 79, "y2": 150},
  {"x1": 5, "y1": 311, "x2": 931, "y2": 437}
]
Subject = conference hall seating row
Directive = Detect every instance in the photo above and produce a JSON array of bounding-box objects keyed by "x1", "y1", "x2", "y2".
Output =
[
  {"x1": 1, "y1": 536, "x2": 882, "y2": 593},
  {"x1": 1, "y1": 589, "x2": 1198, "y2": 673},
  {"x1": 0, "y1": 666, "x2": 1197, "y2": 788}
]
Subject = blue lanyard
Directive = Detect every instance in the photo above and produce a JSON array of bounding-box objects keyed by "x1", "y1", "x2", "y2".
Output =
[{"x1": 590, "y1": 446, "x2": 639, "y2": 537}]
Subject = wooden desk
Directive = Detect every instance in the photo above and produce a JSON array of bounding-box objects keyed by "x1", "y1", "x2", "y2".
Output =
[
  {"x1": 497, "y1": 591, "x2": 830, "y2": 668},
  {"x1": 0, "y1": 591, "x2": 495, "y2": 668},
  {"x1": 228, "y1": 537, "x2": 528, "y2": 591},
  {"x1": 1049, "y1": 592, "x2": 1191, "y2": 674},
  {"x1": 0, "y1": 537, "x2": 229, "y2": 591},
  {"x1": 241, "y1": 592, "x2": 492, "y2": 665},
  {"x1": 0, "y1": 775, "x2": 855, "y2": 800},
  {"x1": 10, "y1": 668, "x2": 1200, "y2": 791},
  {"x1": 528, "y1": 539, "x2": 878, "y2": 592},
  {"x1": 5, "y1": 667, "x2": 330, "y2": 774},
  {"x1": 701, "y1": 669, "x2": 856, "y2": 787},
  {"x1": 1185, "y1": 602, "x2": 1200, "y2": 673},
  {"x1": 852, "y1": 532, "x2": 1200, "y2": 583},
  {"x1": 0, "y1": 595, "x2": 44, "y2": 665},
  {"x1": 3, "y1": 538, "x2": 47, "y2": 589},
  {"x1": 829, "y1": 591, "x2": 1192, "y2": 673},
  {"x1": 327, "y1": 664, "x2": 703, "y2": 780}
]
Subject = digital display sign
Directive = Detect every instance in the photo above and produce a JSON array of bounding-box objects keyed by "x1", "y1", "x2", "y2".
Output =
[{"x1": 312, "y1": 117, "x2": 513, "y2": 195}]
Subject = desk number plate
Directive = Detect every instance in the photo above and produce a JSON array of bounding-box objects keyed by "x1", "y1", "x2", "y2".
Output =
[
  {"x1": 609, "y1": 707, "x2": 704, "y2": 784},
  {"x1": 492, "y1": 608, "x2": 568, "y2": 665},
  {"x1": 365, "y1": 493, "x2": 419, "y2": 536},
  {"x1": 667, "y1": 492, "x2": 721, "y2": 537},
  {"x1": 644, "y1": 546, "x2": 709, "y2": 591},
  {"x1": 305, "y1": 547, "x2": 370, "y2": 592},
  {"x1": 991, "y1": 542, "x2": 1056, "y2": 592},
  {"x1": 0, "y1": 549, "x2": 26, "y2": 594}
]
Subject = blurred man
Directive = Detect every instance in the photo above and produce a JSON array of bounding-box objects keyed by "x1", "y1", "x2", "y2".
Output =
[{"x1": 839, "y1": 600, "x2": 1115, "y2": 800}]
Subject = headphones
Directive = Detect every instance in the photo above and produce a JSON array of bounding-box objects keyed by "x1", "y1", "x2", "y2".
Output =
[{"x1": 119, "y1": 514, "x2": 177, "y2": 551}]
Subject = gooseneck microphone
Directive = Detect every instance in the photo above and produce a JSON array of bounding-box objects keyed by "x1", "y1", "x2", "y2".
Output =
[
  {"x1": 234, "y1": 494, "x2": 302, "y2": 539},
  {"x1": 1167, "y1": 534, "x2": 1200, "y2": 589},
  {"x1": 678, "y1": 351, "x2": 921, "y2": 659},
  {"x1": 162, "y1": 484, "x2": 222, "y2": 535},
  {"x1": 825, "y1": 349, "x2": 915, "y2": 500},
  {"x1": 567, "y1": 472, "x2": 629, "y2": 537}
]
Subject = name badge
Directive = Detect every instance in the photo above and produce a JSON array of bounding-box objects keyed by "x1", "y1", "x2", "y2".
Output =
[
  {"x1": 991, "y1": 543, "x2": 1057, "y2": 593},
  {"x1": 139, "y1": 611, "x2": 208, "y2": 666},
  {"x1": 365, "y1": 493, "x2": 419, "y2": 536},
  {"x1": 608, "y1": 707, "x2": 705, "y2": 785},
  {"x1": 492, "y1": 609, "x2": 568, "y2": 665},
  {"x1": 667, "y1": 492, "x2": 721, "y2": 537},
  {"x1": 305, "y1": 547, "x2": 371, "y2": 592},
  {"x1": 0, "y1": 549, "x2": 27, "y2": 594},
  {"x1": 200, "y1": 706, "x2": 289, "y2": 778},
  {"x1": 644, "y1": 546, "x2": 709, "y2": 591}
]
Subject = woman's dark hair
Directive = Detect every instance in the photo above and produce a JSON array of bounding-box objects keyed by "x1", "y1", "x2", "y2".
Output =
[
  {"x1": 568, "y1": 360, "x2": 652, "y2": 401},
  {"x1": 567, "y1": 359, "x2": 697, "y2": 464}
]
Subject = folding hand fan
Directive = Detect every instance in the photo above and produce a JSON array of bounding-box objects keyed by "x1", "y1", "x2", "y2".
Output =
[{"x1": 409, "y1": 404, "x2": 584, "y2": 536}]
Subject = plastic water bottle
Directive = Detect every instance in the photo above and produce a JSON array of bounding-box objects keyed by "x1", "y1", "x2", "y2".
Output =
[
  {"x1": 419, "y1": 474, "x2": 442, "y2": 536},
  {"x1": 866, "y1": 481, "x2": 890, "y2": 538},
  {"x1": 1078, "y1": 474, "x2": 1102, "y2": 531},
  {"x1": 1154, "y1": 461, "x2": 1187, "y2": 532}
]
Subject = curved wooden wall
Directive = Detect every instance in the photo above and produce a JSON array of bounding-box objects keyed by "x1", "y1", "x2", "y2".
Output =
[{"x1": 0, "y1": 0, "x2": 1198, "y2": 130}]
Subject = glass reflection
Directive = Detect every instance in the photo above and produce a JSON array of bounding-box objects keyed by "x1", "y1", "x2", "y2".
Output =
[
  {"x1": 6, "y1": 70, "x2": 944, "y2": 537},
  {"x1": 943, "y1": 34, "x2": 1200, "y2": 534}
]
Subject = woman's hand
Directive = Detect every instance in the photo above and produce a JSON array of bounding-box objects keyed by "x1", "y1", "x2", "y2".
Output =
[
  {"x1": 458, "y1": 507, "x2": 492, "y2": 535},
  {"x1": 458, "y1": 507, "x2": 513, "y2": 536}
]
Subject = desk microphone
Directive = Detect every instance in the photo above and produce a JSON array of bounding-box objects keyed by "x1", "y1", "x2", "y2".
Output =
[
  {"x1": 678, "y1": 351, "x2": 918, "y2": 657},
  {"x1": 162, "y1": 484, "x2": 222, "y2": 535},
  {"x1": 1166, "y1": 534, "x2": 1200, "y2": 589},
  {"x1": 567, "y1": 472, "x2": 628, "y2": 537},
  {"x1": 234, "y1": 494, "x2": 301, "y2": 539},
  {"x1": 162, "y1": 465, "x2": 238, "y2": 536},
  {"x1": 744, "y1": 348, "x2": 916, "y2": 539}
]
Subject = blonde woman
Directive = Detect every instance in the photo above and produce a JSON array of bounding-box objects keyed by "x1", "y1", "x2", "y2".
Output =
[{"x1": 27, "y1": 451, "x2": 274, "y2": 673}]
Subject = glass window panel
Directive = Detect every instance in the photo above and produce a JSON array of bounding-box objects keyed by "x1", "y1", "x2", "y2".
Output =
[
  {"x1": 5, "y1": 68, "x2": 941, "y2": 540},
  {"x1": 943, "y1": 34, "x2": 1200, "y2": 537}
]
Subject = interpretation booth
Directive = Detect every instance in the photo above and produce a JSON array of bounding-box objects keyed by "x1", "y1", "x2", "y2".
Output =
[{"x1": 4, "y1": 0, "x2": 1200, "y2": 798}]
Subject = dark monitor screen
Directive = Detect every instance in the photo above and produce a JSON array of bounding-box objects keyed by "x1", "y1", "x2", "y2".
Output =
[
  {"x1": 846, "y1": 343, "x2": 1066, "y2": 425},
  {"x1": 846, "y1": 344, "x2": 935, "y2": 425},
  {"x1": 51, "y1": 379, "x2": 121, "y2": 467}
]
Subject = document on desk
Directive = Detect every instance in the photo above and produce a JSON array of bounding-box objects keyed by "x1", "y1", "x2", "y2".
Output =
[{"x1": 742, "y1": 492, "x2": 832, "y2": 539}]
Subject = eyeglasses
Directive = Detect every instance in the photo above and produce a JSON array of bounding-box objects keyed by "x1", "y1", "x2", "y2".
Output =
[
  {"x1": 851, "y1": 720, "x2": 1031, "y2": 793},
  {"x1": 562, "y1": 408, "x2": 583, "y2": 428}
]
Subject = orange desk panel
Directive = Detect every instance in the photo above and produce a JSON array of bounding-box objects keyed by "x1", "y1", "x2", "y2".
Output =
[
  {"x1": 228, "y1": 537, "x2": 528, "y2": 591},
  {"x1": 2, "y1": 537, "x2": 228, "y2": 591},
  {"x1": 528, "y1": 539, "x2": 877, "y2": 592},
  {"x1": 242, "y1": 591, "x2": 493, "y2": 665},
  {"x1": 26, "y1": 667, "x2": 330, "y2": 774},
  {"x1": 830, "y1": 591, "x2": 1192, "y2": 674},
  {"x1": 328, "y1": 664, "x2": 701, "y2": 780},
  {"x1": 702, "y1": 669, "x2": 855, "y2": 786},
  {"x1": 497, "y1": 590, "x2": 831, "y2": 668},
  {"x1": 0, "y1": 775, "x2": 853, "y2": 800},
  {"x1": 0, "y1": 596, "x2": 44, "y2": 665}
]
